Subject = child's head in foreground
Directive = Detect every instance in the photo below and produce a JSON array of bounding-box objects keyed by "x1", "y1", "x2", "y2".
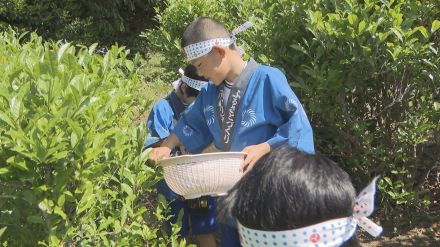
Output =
[
  {"x1": 181, "y1": 17, "x2": 247, "y2": 85},
  {"x1": 220, "y1": 146, "x2": 382, "y2": 247}
]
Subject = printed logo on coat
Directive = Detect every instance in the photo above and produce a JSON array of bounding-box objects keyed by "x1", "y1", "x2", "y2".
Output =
[
  {"x1": 183, "y1": 125, "x2": 194, "y2": 137},
  {"x1": 241, "y1": 109, "x2": 257, "y2": 127},
  {"x1": 285, "y1": 98, "x2": 298, "y2": 112},
  {"x1": 204, "y1": 105, "x2": 215, "y2": 126}
]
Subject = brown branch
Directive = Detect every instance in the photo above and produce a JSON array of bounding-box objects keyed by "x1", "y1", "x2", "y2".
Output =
[
  {"x1": 336, "y1": 89, "x2": 353, "y2": 124},
  {"x1": 367, "y1": 65, "x2": 411, "y2": 120}
]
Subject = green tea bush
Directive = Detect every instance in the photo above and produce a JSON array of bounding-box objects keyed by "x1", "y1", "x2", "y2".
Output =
[
  {"x1": 144, "y1": 0, "x2": 440, "y2": 221},
  {"x1": 0, "y1": 0, "x2": 162, "y2": 54},
  {"x1": 0, "y1": 30, "x2": 184, "y2": 246}
]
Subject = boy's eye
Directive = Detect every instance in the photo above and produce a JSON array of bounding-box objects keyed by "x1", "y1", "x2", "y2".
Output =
[{"x1": 197, "y1": 62, "x2": 202, "y2": 68}]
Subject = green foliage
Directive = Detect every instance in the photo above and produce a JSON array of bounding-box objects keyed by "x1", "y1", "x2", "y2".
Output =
[
  {"x1": 145, "y1": 0, "x2": 440, "y2": 219},
  {"x1": 0, "y1": 30, "x2": 185, "y2": 246},
  {"x1": 0, "y1": 0, "x2": 162, "y2": 54},
  {"x1": 142, "y1": 0, "x2": 265, "y2": 71}
]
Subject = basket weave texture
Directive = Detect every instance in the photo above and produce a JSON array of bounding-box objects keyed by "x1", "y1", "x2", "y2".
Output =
[{"x1": 158, "y1": 152, "x2": 246, "y2": 199}]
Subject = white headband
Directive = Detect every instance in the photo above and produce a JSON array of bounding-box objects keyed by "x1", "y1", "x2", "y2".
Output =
[
  {"x1": 183, "y1": 21, "x2": 253, "y2": 61},
  {"x1": 238, "y1": 177, "x2": 383, "y2": 247},
  {"x1": 173, "y1": 68, "x2": 207, "y2": 91}
]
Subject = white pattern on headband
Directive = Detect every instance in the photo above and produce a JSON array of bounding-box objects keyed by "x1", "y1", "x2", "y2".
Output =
[
  {"x1": 181, "y1": 74, "x2": 207, "y2": 91},
  {"x1": 239, "y1": 217, "x2": 357, "y2": 247},
  {"x1": 173, "y1": 68, "x2": 207, "y2": 91},
  {"x1": 183, "y1": 21, "x2": 253, "y2": 61},
  {"x1": 238, "y1": 176, "x2": 383, "y2": 247}
]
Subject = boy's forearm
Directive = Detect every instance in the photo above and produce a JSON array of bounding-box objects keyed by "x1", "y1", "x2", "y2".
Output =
[{"x1": 161, "y1": 133, "x2": 181, "y2": 149}]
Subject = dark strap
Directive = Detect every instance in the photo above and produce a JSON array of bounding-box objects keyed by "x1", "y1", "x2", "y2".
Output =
[
  {"x1": 164, "y1": 91, "x2": 186, "y2": 155},
  {"x1": 216, "y1": 58, "x2": 259, "y2": 151},
  {"x1": 165, "y1": 91, "x2": 186, "y2": 121}
]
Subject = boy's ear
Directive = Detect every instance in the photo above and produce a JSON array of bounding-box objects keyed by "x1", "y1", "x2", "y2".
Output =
[{"x1": 212, "y1": 46, "x2": 226, "y2": 58}]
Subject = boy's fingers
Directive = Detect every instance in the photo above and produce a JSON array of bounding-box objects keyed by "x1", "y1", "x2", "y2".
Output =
[
  {"x1": 150, "y1": 149, "x2": 162, "y2": 161},
  {"x1": 154, "y1": 153, "x2": 165, "y2": 161},
  {"x1": 241, "y1": 153, "x2": 254, "y2": 172},
  {"x1": 241, "y1": 145, "x2": 260, "y2": 172},
  {"x1": 150, "y1": 150, "x2": 158, "y2": 161},
  {"x1": 242, "y1": 147, "x2": 251, "y2": 154},
  {"x1": 242, "y1": 159, "x2": 257, "y2": 173},
  {"x1": 240, "y1": 157, "x2": 249, "y2": 172}
]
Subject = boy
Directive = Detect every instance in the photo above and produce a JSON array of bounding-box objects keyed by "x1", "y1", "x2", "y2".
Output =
[
  {"x1": 151, "y1": 17, "x2": 314, "y2": 170},
  {"x1": 219, "y1": 146, "x2": 383, "y2": 247},
  {"x1": 145, "y1": 64, "x2": 206, "y2": 150},
  {"x1": 151, "y1": 17, "x2": 315, "y2": 246},
  {"x1": 146, "y1": 64, "x2": 218, "y2": 246}
]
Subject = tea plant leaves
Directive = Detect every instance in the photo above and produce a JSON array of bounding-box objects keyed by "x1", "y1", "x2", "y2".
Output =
[{"x1": 0, "y1": 30, "x2": 175, "y2": 246}]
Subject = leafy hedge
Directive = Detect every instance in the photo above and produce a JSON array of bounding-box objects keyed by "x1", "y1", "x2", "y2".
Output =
[
  {"x1": 0, "y1": 0, "x2": 162, "y2": 54},
  {"x1": 0, "y1": 30, "x2": 183, "y2": 246},
  {"x1": 144, "y1": 0, "x2": 440, "y2": 222}
]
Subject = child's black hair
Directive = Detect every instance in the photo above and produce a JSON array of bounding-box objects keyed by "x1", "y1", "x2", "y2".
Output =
[
  {"x1": 182, "y1": 17, "x2": 234, "y2": 50},
  {"x1": 219, "y1": 146, "x2": 361, "y2": 247},
  {"x1": 181, "y1": 64, "x2": 207, "y2": 98}
]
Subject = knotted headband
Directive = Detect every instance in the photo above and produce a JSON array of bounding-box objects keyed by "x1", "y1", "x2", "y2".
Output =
[
  {"x1": 183, "y1": 21, "x2": 253, "y2": 61},
  {"x1": 238, "y1": 177, "x2": 383, "y2": 247}
]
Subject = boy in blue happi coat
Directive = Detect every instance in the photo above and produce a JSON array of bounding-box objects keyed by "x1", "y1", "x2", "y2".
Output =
[
  {"x1": 151, "y1": 17, "x2": 315, "y2": 246},
  {"x1": 146, "y1": 64, "x2": 219, "y2": 246},
  {"x1": 145, "y1": 64, "x2": 206, "y2": 150}
]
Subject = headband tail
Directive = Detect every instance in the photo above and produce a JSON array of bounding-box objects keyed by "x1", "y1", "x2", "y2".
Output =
[{"x1": 356, "y1": 217, "x2": 383, "y2": 237}]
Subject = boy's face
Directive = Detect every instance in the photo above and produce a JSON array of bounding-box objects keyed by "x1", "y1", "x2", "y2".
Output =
[{"x1": 190, "y1": 47, "x2": 228, "y2": 86}]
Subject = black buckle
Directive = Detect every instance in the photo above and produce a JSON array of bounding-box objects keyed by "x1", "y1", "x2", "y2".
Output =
[{"x1": 186, "y1": 196, "x2": 210, "y2": 214}]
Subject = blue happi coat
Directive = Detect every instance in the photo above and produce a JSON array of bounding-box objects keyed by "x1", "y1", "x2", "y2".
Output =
[
  {"x1": 145, "y1": 91, "x2": 187, "y2": 148},
  {"x1": 173, "y1": 59, "x2": 315, "y2": 154}
]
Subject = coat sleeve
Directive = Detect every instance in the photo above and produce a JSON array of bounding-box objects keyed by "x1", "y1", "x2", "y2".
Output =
[
  {"x1": 144, "y1": 99, "x2": 174, "y2": 148},
  {"x1": 264, "y1": 69, "x2": 315, "y2": 154},
  {"x1": 172, "y1": 88, "x2": 214, "y2": 153}
]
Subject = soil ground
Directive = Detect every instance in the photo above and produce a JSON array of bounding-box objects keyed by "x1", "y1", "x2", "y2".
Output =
[
  {"x1": 360, "y1": 222, "x2": 439, "y2": 246},
  {"x1": 359, "y1": 208, "x2": 439, "y2": 247}
]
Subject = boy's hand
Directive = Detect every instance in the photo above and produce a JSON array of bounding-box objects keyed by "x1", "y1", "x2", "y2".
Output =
[
  {"x1": 241, "y1": 142, "x2": 271, "y2": 173},
  {"x1": 150, "y1": 147, "x2": 172, "y2": 162},
  {"x1": 149, "y1": 133, "x2": 181, "y2": 162}
]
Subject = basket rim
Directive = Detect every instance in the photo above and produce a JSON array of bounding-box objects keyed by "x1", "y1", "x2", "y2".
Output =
[{"x1": 157, "y1": 152, "x2": 247, "y2": 167}]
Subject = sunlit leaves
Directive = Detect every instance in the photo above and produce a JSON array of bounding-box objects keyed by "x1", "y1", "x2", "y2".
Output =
[
  {"x1": 146, "y1": 0, "x2": 439, "y2": 223},
  {"x1": 0, "y1": 30, "x2": 169, "y2": 246}
]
